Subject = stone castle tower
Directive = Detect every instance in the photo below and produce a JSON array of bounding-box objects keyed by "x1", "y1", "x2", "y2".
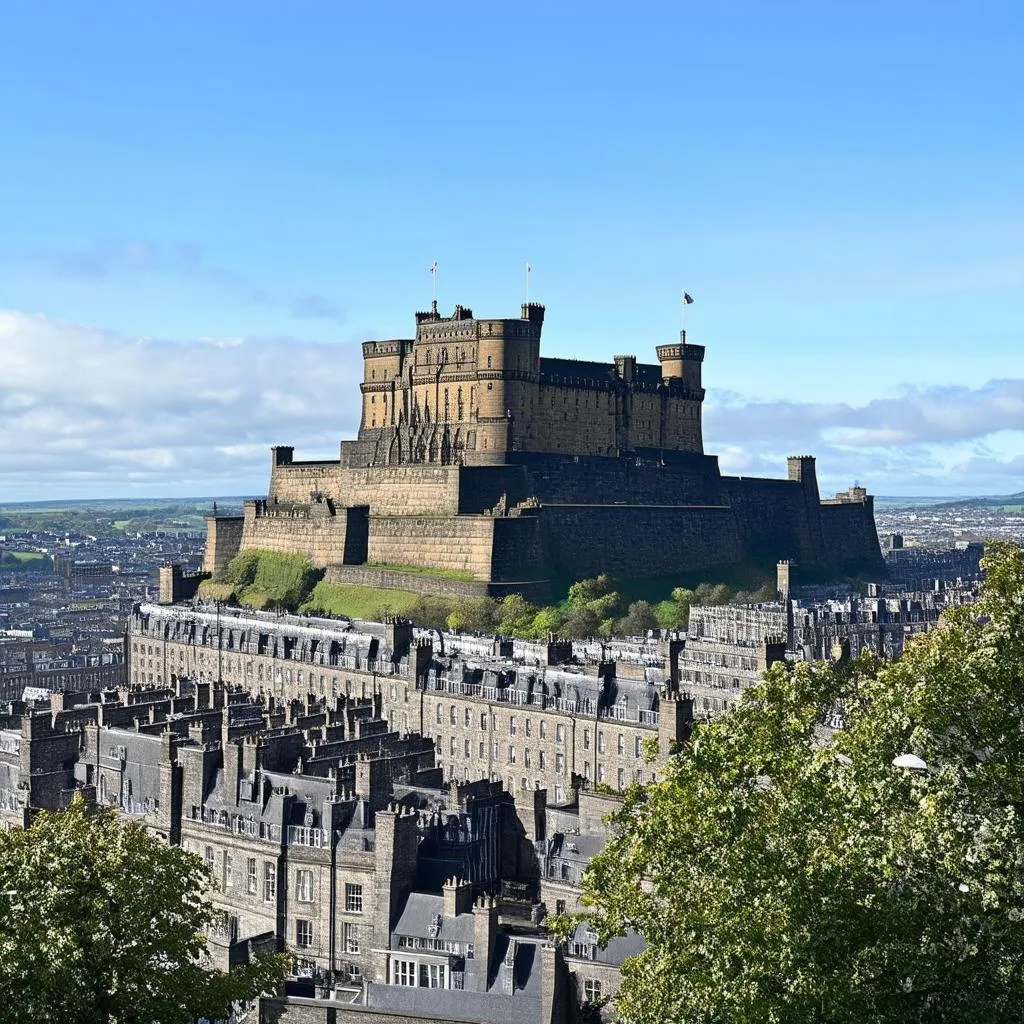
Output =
[
  {"x1": 353, "y1": 302, "x2": 705, "y2": 468},
  {"x1": 203, "y1": 302, "x2": 884, "y2": 596}
]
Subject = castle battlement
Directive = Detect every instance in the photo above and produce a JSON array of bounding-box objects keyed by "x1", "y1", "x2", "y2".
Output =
[{"x1": 202, "y1": 300, "x2": 885, "y2": 591}]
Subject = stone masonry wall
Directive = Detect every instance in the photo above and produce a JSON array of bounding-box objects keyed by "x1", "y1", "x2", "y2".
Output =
[
  {"x1": 241, "y1": 503, "x2": 353, "y2": 569},
  {"x1": 269, "y1": 461, "x2": 344, "y2": 504},
  {"x1": 203, "y1": 516, "x2": 245, "y2": 577},
  {"x1": 538, "y1": 505, "x2": 740, "y2": 578},
  {"x1": 339, "y1": 466, "x2": 461, "y2": 516},
  {"x1": 367, "y1": 516, "x2": 495, "y2": 581},
  {"x1": 819, "y1": 500, "x2": 885, "y2": 573}
]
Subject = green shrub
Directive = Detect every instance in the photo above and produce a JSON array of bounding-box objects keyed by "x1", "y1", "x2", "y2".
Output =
[{"x1": 221, "y1": 550, "x2": 322, "y2": 611}]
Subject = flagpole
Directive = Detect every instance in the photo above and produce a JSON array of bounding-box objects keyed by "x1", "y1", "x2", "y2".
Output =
[
  {"x1": 430, "y1": 261, "x2": 438, "y2": 313},
  {"x1": 525, "y1": 262, "x2": 531, "y2": 305}
]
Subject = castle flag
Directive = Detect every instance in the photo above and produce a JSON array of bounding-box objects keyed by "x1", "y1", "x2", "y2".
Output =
[{"x1": 682, "y1": 292, "x2": 694, "y2": 305}]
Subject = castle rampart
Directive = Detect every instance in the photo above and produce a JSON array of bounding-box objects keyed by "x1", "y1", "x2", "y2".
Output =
[{"x1": 205, "y1": 301, "x2": 884, "y2": 590}]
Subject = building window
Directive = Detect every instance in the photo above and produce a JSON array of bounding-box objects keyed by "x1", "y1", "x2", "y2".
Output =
[
  {"x1": 539, "y1": 751, "x2": 546, "y2": 769},
  {"x1": 509, "y1": 717, "x2": 516, "y2": 735},
  {"x1": 422, "y1": 963, "x2": 447, "y2": 988},
  {"x1": 264, "y1": 863, "x2": 277, "y2": 902},
  {"x1": 556, "y1": 753, "x2": 565, "y2": 776},
  {"x1": 598, "y1": 731, "x2": 606, "y2": 754},
  {"x1": 525, "y1": 719, "x2": 532, "y2": 737},
  {"x1": 492, "y1": 741, "x2": 499, "y2": 759},
  {"x1": 584, "y1": 979, "x2": 603, "y2": 1002},
  {"x1": 598, "y1": 764, "x2": 605, "y2": 782},
  {"x1": 247, "y1": 858, "x2": 258, "y2": 894},
  {"x1": 204, "y1": 846, "x2": 214, "y2": 874},
  {"x1": 223, "y1": 852, "x2": 233, "y2": 890},
  {"x1": 583, "y1": 729, "x2": 590, "y2": 750},
  {"x1": 480, "y1": 713, "x2": 487, "y2": 730},
  {"x1": 450, "y1": 705, "x2": 457, "y2": 724},
  {"x1": 345, "y1": 883, "x2": 363, "y2": 913},
  {"x1": 540, "y1": 720, "x2": 547, "y2": 739},
  {"x1": 479, "y1": 742, "x2": 485, "y2": 758},
  {"x1": 345, "y1": 922, "x2": 360, "y2": 953},
  {"x1": 465, "y1": 708, "x2": 472, "y2": 726},
  {"x1": 618, "y1": 733, "x2": 625, "y2": 755},
  {"x1": 635, "y1": 736, "x2": 643, "y2": 757},
  {"x1": 508, "y1": 745, "x2": 516, "y2": 764},
  {"x1": 295, "y1": 919, "x2": 313, "y2": 948},
  {"x1": 618, "y1": 768, "x2": 625, "y2": 790},
  {"x1": 556, "y1": 899, "x2": 566, "y2": 915},
  {"x1": 296, "y1": 869, "x2": 314, "y2": 903},
  {"x1": 392, "y1": 959, "x2": 417, "y2": 986},
  {"x1": 436, "y1": 704, "x2": 443, "y2": 724},
  {"x1": 524, "y1": 748, "x2": 532, "y2": 768},
  {"x1": 556, "y1": 724, "x2": 565, "y2": 743}
]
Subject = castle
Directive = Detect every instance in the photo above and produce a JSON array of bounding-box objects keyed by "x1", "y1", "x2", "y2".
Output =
[{"x1": 203, "y1": 302, "x2": 884, "y2": 593}]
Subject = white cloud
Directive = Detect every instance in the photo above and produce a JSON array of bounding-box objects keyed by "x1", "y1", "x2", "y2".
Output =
[
  {"x1": 0, "y1": 310, "x2": 361, "y2": 499},
  {"x1": 705, "y1": 380, "x2": 1024, "y2": 496}
]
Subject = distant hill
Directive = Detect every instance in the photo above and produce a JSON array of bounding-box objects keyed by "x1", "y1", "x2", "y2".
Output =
[{"x1": 930, "y1": 492, "x2": 1024, "y2": 511}]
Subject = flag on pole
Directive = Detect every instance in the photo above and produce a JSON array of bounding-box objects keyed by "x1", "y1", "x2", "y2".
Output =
[
  {"x1": 682, "y1": 292, "x2": 694, "y2": 305},
  {"x1": 526, "y1": 263, "x2": 532, "y2": 273}
]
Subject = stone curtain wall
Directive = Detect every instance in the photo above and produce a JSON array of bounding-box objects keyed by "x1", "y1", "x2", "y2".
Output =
[
  {"x1": 241, "y1": 502, "x2": 354, "y2": 569},
  {"x1": 539, "y1": 506, "x2": 740, "y2": 578},
  {"x1": 202, "y1": 516, "x2": 245, "y2": 576},
  {"x1": 339, "y1": 466, "x2": 461, "y2": 516},
  {"x1": 269, "y1": 460, "x2": 344, "y2": 503},
  {"x1": 367, "y1": 516, "x2": 496, "y2": 581},
  {"x1": 513, "y1": 453, "x2": 721, "y2": 506},
  {"x1": 819, "y1": 500, "x2": 885, "y2": 574}
]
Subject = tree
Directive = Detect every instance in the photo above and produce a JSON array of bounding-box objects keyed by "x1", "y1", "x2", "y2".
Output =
[
  {"x1": 0, "y1": 796, "x2": 289, "y2": 1024},
  {"x1": 581, "y1": 544, "x2": 1024, "y2": 1024},
  {"x1": 615, "y1": 600, "x2": 660, "y2": 637}
]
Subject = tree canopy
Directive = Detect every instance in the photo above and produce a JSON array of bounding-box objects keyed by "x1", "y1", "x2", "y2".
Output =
[
  {"x1": 581, "y1": 543, "x2": 1024, "y2": 1024},
  {"x1": 0, "y1": 796, "x2": 288, "y2": 1024}
]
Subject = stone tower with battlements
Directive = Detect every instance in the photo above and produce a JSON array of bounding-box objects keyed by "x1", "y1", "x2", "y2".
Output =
[{"x1": 202, "y1": 302, "x2": 884, "y2": 595}]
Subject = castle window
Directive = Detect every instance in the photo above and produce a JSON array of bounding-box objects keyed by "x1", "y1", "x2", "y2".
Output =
[{"x1": 487, "y1": 355, "x2": 492, "y2": 368}]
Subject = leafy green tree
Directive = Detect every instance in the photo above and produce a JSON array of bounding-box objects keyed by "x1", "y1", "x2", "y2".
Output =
[
  {"x1": 615, "y1": 600, "x2": 660, "y2": 636},
  {"x1": 0, "y1": 796, "x2": 288, "y2": 1024},
  {"x1": 566, "y1": 574, "x2": 615, "y2": 609},
  {"x1": 581, "y1": 544, "x2": 1024, "y2": 1024},
  {"x1": 498, "y1": 593, "x2": 538, "y2": 637},
  {"x1": 530, "y1": 605, "x2": 566, "y2": 637}
]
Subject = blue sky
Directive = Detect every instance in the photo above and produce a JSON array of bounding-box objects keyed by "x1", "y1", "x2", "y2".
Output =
[{"x1": 1, "y1": 1, "x2": 1022, "y2": 499}]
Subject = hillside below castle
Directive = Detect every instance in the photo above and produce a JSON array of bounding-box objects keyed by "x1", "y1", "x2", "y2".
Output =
[{"x1": 203, "y1": 302, "x2": 884, "y2": 597}]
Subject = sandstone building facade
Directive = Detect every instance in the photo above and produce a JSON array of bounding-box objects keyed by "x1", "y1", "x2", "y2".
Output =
[
  {"x1": 127, "y1": 602, "x2": 692, "y2": 805},
  {"x1": 203, "y1": 302, "x2": 884, "y2": 592}
]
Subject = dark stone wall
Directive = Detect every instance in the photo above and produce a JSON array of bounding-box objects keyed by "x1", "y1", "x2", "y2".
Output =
[
  {"x1": 820, "y1": 500, "x2": 885, "y2": 573},
  {"x1": 510, "y1": 452, "x2": 722, "y2": 506},
  {"x1": 490, "y1": 515, "x2": 546, "y2": 582},
  {"x1": 539, "y1": 505, "x2": 741, "y2": 578}
]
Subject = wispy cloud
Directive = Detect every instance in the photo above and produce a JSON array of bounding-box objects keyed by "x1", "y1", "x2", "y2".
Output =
[
  {"x1": 0, "y1": 309, "x2": 360, "y2": 499},
  {"x1": 706, "y1": 381, "x2": 1024, "y2": 496},
  {"x1": 23, "y1": 240, "x2": 347, "y2": 324}
]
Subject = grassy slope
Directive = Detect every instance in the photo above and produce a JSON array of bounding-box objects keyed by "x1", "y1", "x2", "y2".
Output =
[{"x1": 301, "y1": 581, "x2": 420, "y2": 619}]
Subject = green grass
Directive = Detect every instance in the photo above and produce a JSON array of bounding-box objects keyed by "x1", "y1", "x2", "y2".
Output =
[
  {"x1": 367, "y1": 561, "x2": 477, "y2": 582},
  {"x1": 197, "y1": 581, "x2": 236, "y2": 602},
  {"x1": 300, "y1": 581, "x2": 421, "y2": 619},
  {"x1": 8, "y1": 551, "x2": 47, "y2": 563}
]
